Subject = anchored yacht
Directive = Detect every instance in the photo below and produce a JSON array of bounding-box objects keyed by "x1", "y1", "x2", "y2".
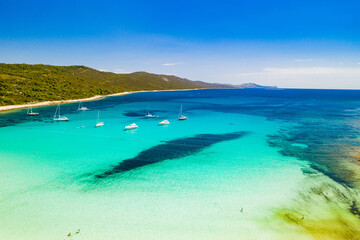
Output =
[
  {"x1": 78, "y1": 102, "x2": 89, "y2": 111},
  {"x1": 159, "y1": 120, "x2": 170, "y2": 125},
  {"x1": 53, "y1": 104, "x2": 69, "y2": 121},
  {"x1": 125, "y1": 123, "x2": 138, "y2": 130},
  {"x1": 95, "y1": 110, "x2": 104, "y2": 127},
  {"x1": 178, "y1": 104, "x2": 187, "y2": 120},
  {"x1": 27, "y1": 107, "x2": 39, "y2": 116}
]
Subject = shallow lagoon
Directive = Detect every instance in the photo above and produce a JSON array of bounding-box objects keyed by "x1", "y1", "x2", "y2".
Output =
[{"x1": 0, "y1": 89, "x2": 359, "y2": 239}]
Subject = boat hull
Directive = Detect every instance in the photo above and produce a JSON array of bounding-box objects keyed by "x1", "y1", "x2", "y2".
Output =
[
  {"x1": 159, "y1": 120, "x2": 170, "y2": 125},
  {"x1": 125, "y1": 123, "x2": 138, "y2": 130},
  {"x1": 96, "y1": 122, "x2": 104, "y2": 127},
  {"x1": 54, "y1": 117, "x2": 69, "y2": 121},
  {"x1": 125, "y1": 126, "x2": 138, "y2": 130}
]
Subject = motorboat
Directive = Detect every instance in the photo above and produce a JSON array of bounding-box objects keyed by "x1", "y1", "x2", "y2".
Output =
[
  {"x1": 159, "y1": 120, "x2": 170, "y2": 125},
  {"x1": 125, "y1": 123, "x2": 138, "y2": 130}
]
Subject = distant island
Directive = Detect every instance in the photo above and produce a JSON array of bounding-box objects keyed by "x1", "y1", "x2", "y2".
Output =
[
  {"x1": 0, "y1": 63, "x2": 226, "y2": 107},
  {"x1": 214, "y1": 82, "x2": 279, "y2": 90}
]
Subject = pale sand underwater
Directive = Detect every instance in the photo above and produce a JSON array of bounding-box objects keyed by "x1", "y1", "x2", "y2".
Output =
[{"x1": 0, "y1": 89, "x2": 359, "y2": 239}]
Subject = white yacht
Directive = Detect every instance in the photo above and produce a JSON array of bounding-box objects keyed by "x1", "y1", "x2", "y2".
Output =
[
  {"x1": 145, "y1": 113, "x2": 156, "y2": 118},
  {"x1": 145, "y1": 106, "x2": 155, "y2": 118},
  {"x1": 53, "y1": 104, "x2": 69, "y2": 121},
  {"x1": 125, "y1": 123, "x2": 138, "y2": 130},
  {"x1": 78, "y1": 102, "x2": 89, "y2": 111},
  {"x1": 178, "y1": 104, "x2": 187, "y2": 120},
  {"x1": 27, "y1": 107, "x2": 39, "y2": 116},
  {"x1": 95, "y1": 110, "x2": 104, "y2": 127},
  {"x1": 159, "y1": 120, "x2": 170, "y2": 125}
]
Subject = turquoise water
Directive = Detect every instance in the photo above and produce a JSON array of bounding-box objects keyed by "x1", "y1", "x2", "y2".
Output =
[{"x1": 1, "y1": 89, "x2": 360, "y2": 239}]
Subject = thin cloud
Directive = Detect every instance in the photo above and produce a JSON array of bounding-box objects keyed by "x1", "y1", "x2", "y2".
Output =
[
  {"x1": 112, "y1": 68, "x2": 130, "y2": 74},
  {"x1": 162, "y1": 62, "x2": 183, "y2": 66},
  {"x1": 293, "y1": 58, "x2": 319, "y2": 62},
  {"x1": 294, "y1": 58, "x2": 322, "y2": 62},
  {"x1": 227, "y1": 67, "x2": 360, "y2": 89},
  {"x1": 97, "y1": 68, "x2": 130, "y2": 74},
  {"x1": 237, "y1": 67, "x2": 360, "y2": 76}
]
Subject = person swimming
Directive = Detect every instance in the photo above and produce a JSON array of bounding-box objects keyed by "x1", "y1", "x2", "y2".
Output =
[
  {"x1": 67, "y1": 232, "x2": 71, "y2": 236},
  {"x1": 76, "y1": 229, "x2": 80, "y2": 234},
  {"x1": 240, "y1": 208, "x2": 244, "y2": 213}
]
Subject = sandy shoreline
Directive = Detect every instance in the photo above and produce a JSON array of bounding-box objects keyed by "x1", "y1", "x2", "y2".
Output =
[{"x1": 0, "y1": 88, "x2": 202, "y2": 113}]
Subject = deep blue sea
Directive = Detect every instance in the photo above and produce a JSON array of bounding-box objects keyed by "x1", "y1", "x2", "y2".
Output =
[{"x1": 0, "y1": 89, "x2": 359, "y2": 239}]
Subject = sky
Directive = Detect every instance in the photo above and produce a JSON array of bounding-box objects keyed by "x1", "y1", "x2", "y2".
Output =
[{"x1": 1, "y1": 0, "x2": 360, "y2": 89}]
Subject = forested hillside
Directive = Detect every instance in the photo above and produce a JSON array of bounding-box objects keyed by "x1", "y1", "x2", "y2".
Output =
[{"x1": 0, "y1": 63, "x2": 217, "y2": 106}]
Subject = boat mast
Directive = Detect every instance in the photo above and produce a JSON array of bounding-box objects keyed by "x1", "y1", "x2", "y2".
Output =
[{"x1": 54, "y1": 105, "x2": 58, "y2": 119}]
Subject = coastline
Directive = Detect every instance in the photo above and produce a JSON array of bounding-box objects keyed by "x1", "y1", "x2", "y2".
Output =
[
  {"x1": 1, "y1": 88, "x2": 360, "y2": 239},
  {"x1": 0, "y1": 88, "x2": 203, "y2": 113}
]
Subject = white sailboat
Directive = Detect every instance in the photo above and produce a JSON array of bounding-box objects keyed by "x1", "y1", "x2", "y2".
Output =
[
  {"x1": 53, "y1": 103, "x2": 69, "y2": 121},
  {"x1": 178, "y1": 104, "x2": 187, "y2": 120},
  {"x1": 95, "y1": 110, "x2": 104, "y2": 127},
  {"x1": 159, "y1": 119, "x2": 170, "y2": 125},
  {"x1": 78, "y1": 102, "x2": 89, "y2": 111},
  {"x1": 27, "y1": 107, "x2": 39, "y2": 116},
  {"x1": 145, "y1": 106, "x2": 155, "y2": 118},
  {"x1": 125, "y1": 123, "x2": 138, "y2": 130}
]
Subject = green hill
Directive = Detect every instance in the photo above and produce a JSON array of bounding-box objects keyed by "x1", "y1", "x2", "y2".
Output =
[{"x1": 0, "y1": 63, "x2": 218, "y2": 106}]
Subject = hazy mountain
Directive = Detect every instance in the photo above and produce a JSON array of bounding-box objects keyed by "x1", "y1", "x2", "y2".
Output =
[{"x1": 214, "y1": 82, "x2": 279, "y2": 89}]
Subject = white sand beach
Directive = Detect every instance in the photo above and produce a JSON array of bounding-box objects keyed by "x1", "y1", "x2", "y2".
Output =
[{"x1": 0, "y1": 89, "x2": 201, "y2": 113}]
